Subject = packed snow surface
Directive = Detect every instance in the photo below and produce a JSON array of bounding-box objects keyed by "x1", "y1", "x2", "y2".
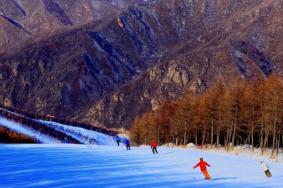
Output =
[{"x1": 1, "y1": 145, "x2": 283, "y2": 188}]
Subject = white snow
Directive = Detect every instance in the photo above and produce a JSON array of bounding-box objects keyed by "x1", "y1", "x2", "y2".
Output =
[
  {"x1": 37, "y1": 120, "x2": 117, "y2": 145},
  {"x1": 186, "y1": 143, "x2": 195, "y2": 148},
  {"x1": 1, "y1": 145, "x2": 283, "y2": 188},
  {"x1": 0, "y1": 116, "x2": 60, "y2": 144},
  {"x1": 0, "y1": 107, "x2": 117, "y2": 145}
]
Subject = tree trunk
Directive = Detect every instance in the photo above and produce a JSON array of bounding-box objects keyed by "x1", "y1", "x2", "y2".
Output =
[
  {"x1": 175, "y1": 137, "x2": 179, "y2": 145},
  {"x1": 259, "y1": 96, "x2": 267, "y2": 155},
  {"x1": 251, "y1": 126, "x2": 254, "y2": 152},
  {"x1": 225, "y1": 128, "x2": 230, "y2": 151},
  {"x1": 211, "y1": 120, "x2": 214, "y2": 147},
  {"x1": 262, "y1": 131, "x2": 269, "y2": 155},
  {"x1": 195, "y1": 132, "x2": 198, "y2": 145},
  {"x1": 251, "y1": 104, "x2": 255, "y2": 152},
  {"x1": 183, "y1": 125, "x2": 187, "y2": 145},
  {"x1": 157, "y1": 126, "x2": 160, "y2": 145},
  {"x1": 202, "y1": 128, "x2": 206, "y2": 147},
  {"x1": 276, "y1": 134, "x2": 279, "y2": 162},
  {"x1": 260, "y1": 118, "x2": 264, "y2": 154},
  {"x1": 145, "y1": 135, "x2": 148, "y2": 145},
  {"x1": 271, "y1": 111, "x2": 277, "y2": 158},
  {"x1": 232, "y1": 106, "x2": 238, "y2": 147},
  {"x1": 216, "y1": 125, "x2": 221, "y2": 147}
]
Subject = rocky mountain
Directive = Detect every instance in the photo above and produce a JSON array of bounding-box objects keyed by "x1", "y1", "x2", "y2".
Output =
[
  {"x1": 0, "y1": 0, "x2": 153, "y2": 56},
  {"x1": 1, "y1": 0, "x2": 283, "y2": 129}
]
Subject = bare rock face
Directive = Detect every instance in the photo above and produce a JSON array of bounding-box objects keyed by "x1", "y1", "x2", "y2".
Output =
[
  {"x1": 0, "y1": 0, "x2": 131, "y2": 56},
  {"x1": 1, "y1": 0, "x2": 283, "y2": 128}
]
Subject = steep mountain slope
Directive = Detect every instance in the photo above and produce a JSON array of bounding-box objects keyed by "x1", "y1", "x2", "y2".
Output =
[
  {"x1": 1, "y1": 0, "x2": 283, "y2": 128},
  {"x1": 0, "y1": 0, "x2": 139, "y2": 56}
]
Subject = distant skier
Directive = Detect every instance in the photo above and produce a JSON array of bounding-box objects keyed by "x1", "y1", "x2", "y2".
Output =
[
  {"x1": 115, "y1": 136, "x2": 120, "y2": 146},
  {"x1": 150, "y1": 140, "x2": 158, "y2": 154},
  {"x1": 193, "y1": 158, "x2": 211, "y2": 180},
  {"x1": 260, "y1": 161, "x2": 272, "y2": 177},
  {"x1": 124, "y1": 139, "x2": 131, "y2": 150}
]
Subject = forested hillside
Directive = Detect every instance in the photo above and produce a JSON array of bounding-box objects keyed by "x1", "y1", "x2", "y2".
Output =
[{"x1": 131, "y1": 74, "x2": 283, "y2": 158}]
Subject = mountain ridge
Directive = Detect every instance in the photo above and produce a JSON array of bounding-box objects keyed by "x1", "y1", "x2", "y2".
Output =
[{"x1": 1, "y1": 0, "x2": 283, "y2": 128}]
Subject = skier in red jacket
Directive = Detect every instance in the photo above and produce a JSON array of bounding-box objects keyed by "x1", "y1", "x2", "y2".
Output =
[
  {"x1": 193, "y1": 158, "x2": 211, "y2": 180},
  {"x1": 150, "y1": 140, "x2": 158, "y2": 154}
]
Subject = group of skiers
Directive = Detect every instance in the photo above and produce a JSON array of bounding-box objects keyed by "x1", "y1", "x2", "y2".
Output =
[
  {"x1": 114, "y1": 136, "x2": 272, "y2": 180},
  {"x1": 192, "y1": 158, "x2": 272, "y2": 180},
  {"x1": 115, "y1": 136, "x2": 131, "y2": 150},
  {"x1": 115, "y1": 136, "x2": 158, "y2": 154}
]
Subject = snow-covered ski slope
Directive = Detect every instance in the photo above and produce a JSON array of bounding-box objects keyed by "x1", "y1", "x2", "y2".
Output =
[
  {"x1": 1, "y1": 145, "x2": 283, "y2": 188},
  {"x1": 0, "y1": 117, "x2": 59, "y2": 143},
  {"x1": 0, "y1": 107, "x2": 116, "y2": 145},
  {"x1": 37, "y1": 120, "x2": 116, "y2": 145}
]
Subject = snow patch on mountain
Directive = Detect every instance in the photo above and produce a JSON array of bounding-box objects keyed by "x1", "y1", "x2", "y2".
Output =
[
  {"x1": 0, "y1": 116, "x2": 59, "y2": 143},
  {"x1": 37, "y1": 120, "x2": 117, "y2": 145},
  {"x1": 0, "y1": 107, "x2": 117, "y2": 145}
]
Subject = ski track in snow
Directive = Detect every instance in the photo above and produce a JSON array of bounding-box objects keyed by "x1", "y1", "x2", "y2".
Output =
[
  {"x1": 0, "y1": 145, "x2": 283, "y2": 188},
  {"x1": 0, "y1": 116, "x2": 59, "y2": 144}
]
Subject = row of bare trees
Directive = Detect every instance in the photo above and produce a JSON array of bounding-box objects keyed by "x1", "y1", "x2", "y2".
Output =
[
  {"x1": 130, "y1": 75, "x2": 283, "y2": 157},
  {"x1": 0, "y1": 126, "x2": 36, "y2": 143}
]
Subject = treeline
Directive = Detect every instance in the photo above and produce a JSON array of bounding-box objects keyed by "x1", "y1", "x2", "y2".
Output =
[
  {"x1": 130, "y1": 75, "x2": 283, "y2": 157},
  {"x1": 0, "y1": 126, "x2": 36, "y2": 143}
]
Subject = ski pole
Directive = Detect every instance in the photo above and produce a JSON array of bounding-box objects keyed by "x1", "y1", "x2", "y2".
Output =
[{"x1": 192, "y1": 168, "x2": 196, "y2": 180}]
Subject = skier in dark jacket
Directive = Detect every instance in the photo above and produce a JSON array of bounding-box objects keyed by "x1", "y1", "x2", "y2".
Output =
[
  {"x1": 150, "y1": 140, "x2": 158, "y2": 154},
  {"x1": 124, "y1": 139, "x2": 131, "y2": 150},
  {"x1": 115, "y1": 136, "x2": 120, "y2": 146}
]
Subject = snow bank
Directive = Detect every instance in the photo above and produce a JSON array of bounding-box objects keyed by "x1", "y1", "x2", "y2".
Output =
[{"x1": 187, "y1": 143, "x2": 195, "y2": 148}]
